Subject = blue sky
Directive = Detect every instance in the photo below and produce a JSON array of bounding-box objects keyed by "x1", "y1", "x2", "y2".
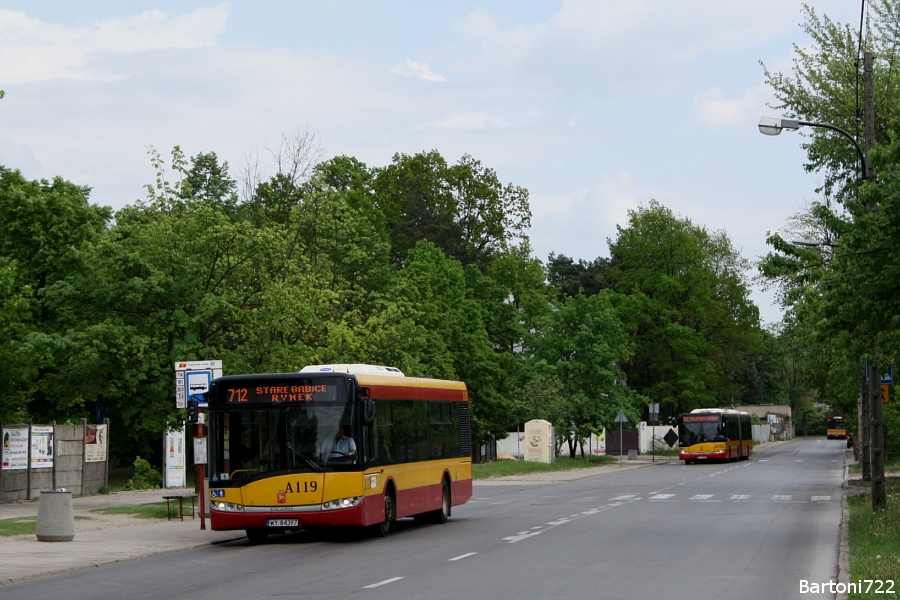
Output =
[{"x1": 0, "y1": 1, "x2": 860, "y2": 324}]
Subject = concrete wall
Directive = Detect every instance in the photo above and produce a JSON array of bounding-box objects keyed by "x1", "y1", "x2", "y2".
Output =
[
  {"x1": 638, "y1": 424, "x2": 678, "y2": 454},
  {"x1": 0, "y1": 420, "x2": 108, "y2": 502}
]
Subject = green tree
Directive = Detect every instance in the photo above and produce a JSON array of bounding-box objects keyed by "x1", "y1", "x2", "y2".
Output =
[
  {"x1": 373, "y1": 151, "x2": 531, "y2": 268},
  {"x1": 609, "y1": 201, "x2": 763, "y2": 416},
  {"x1": 526, "y1": 291, "x2": 637, "y2": 456},
  {"x1": 762, "y1": 1, "x2": 900, "y2": 199}
]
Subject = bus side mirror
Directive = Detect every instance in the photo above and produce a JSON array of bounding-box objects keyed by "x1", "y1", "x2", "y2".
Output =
[{"x1": 362, "y1": 399, "x2": 376, "y2": 426}]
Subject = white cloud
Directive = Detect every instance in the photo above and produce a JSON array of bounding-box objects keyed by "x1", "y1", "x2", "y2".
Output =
[
  {"x1": 693, "y1": 83, "x2": 775, "y2": 130},
  {"x1": 453, "y1": 0, "x2": 811, "y2": 99},
  {"x1": 389, "y1": 59, "x2": 445, "y2": 82},
  {"x1": 0, "y1": 5, "x2": 229, "y2": 83},
  {"x1": 425, "y1": 112, "x2": 507, "y2": 129},
  {"x1": 530, "y1": 171, "x2": 651, "y2": 260}
]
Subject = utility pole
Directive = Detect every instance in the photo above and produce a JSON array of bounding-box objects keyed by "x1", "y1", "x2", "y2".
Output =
[
  {"x1": 860, "y1": 375, "x2": 871, "y2": 480},
  {"x1": 870, "y1": 363, "x2": 886, "y2": 511},
  {"x1": 864, "y1": 52, "x2": 877, "y2": 184},
  {"x1": 863, "y1": 52, "x2": 885, "y2": 512}
]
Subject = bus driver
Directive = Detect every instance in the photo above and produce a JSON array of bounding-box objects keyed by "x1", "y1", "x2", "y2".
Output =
[{"x1": 318, "y1": 423, "x2": 357, "y2": 458}]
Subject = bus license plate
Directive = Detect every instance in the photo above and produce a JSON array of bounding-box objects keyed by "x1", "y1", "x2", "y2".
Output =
[{"x1": 266, "y1": 519, "x2": 298, "y2": 528}]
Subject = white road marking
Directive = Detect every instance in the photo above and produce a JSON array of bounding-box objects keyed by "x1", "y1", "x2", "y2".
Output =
[
  {"x1": 811, "y1": 496, "x2": 831, "y2": 502},
  {"x1": 772, "y1": 495, "x2": 792, "y2": 501},
  {"x1": 363, "y1": 577, "x2": 404, "y2": 589},
  {"x1": 609, "y1": 495, "x2": 635, "y2": 501},
  {"x1": 690, "y1": 494, "x2": 714, "y2": 500},
  {"x1": 731, "y1": 495, "x2": 750, "y2": 500},
  {"x1": 650, "y1": 494, "x2": 675, "y2": 501},
  {"x1": 448, "y1": 553, "x2": 477, "y2": 562}
]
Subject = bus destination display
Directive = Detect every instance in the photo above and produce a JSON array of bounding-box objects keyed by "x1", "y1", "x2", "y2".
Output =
[
  {"x1": 225, "y1": 383, "x2": 340, "y2": 404},
  {"x1": 682, "y1": 414, "x2": 720, "y2": 423}
]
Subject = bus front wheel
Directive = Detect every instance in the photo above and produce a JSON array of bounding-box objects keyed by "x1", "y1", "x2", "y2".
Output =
[
  {"x1": 376, "y1": 491, "x2": 396, "y2": 537},
  {"x1": 246, "y1": 528, "x2": 268, "y2": 544}
]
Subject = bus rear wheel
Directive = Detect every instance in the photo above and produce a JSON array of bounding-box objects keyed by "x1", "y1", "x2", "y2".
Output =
[{"x1": 432, "y1": 481, "x2": 450, "y2": 524}]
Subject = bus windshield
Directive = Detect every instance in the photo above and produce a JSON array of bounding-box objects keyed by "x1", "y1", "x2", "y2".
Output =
[
  {"x1": 210, "y1": 380, "x2": 359, "y2": 483},
  {"x1": 679, "y1": 419, "x2": 723, "y2": 446}
]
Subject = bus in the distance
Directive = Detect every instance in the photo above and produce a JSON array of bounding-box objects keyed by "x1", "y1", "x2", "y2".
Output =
[
  {"x1": 677, "y1": 409, "x2": 752, "y2": 464},
  {"x1": 826, "y1": 415, "x2": 848, "y2": 439},
  {"x1": 206, "y1": 364, "x2": 472, "y2": 542}
]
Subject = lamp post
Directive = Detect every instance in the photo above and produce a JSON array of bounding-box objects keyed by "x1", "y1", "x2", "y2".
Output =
[
  {"x1": 758, "y1": 117, "x2": 870, "y2": 182},
  {"x1": 760, "y1": 115, "x2": 884, "y2": 511}
]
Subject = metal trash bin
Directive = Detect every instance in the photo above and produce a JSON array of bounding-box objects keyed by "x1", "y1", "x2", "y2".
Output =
[{"x1": 36, "y1": 490, "x2": 75, "y2": 542}]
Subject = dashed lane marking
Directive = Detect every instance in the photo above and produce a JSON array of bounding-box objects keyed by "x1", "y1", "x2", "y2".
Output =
[
  {"x1": 448, "y1": 553, "x2": 477, "y2": 562},
  {"x1": 363, "y1": 577, "x2": 404, "y2": 589}
]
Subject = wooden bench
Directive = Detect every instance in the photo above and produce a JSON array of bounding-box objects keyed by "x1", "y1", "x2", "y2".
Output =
[{"x1": 162, "y1": 495, "x2": 196, "y2": 521}]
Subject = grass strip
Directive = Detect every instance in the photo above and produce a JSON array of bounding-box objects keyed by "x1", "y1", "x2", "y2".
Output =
[
  {"x1": 848, "y1": 489, "x2": 900, "y2": 598},
  {"x1": 92, "y1": 502, "x2": 171, "y2": 519},
  {"x1": 0, "y1": 517, "x2": 37, "y2": 537},
  {"x1": 848, "y1": 458, "x2": 900, "y2": 476},
  {"x1": 0, "y1": 516, "x2": 92, "y2": 537},
  {"x1": 473, "y1": 455, "x2": 616, "y2": 479}
]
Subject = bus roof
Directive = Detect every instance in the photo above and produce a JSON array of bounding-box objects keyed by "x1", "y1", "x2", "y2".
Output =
[{"x1": 299, "y1": 364, "x2": 404, "y2": 376}]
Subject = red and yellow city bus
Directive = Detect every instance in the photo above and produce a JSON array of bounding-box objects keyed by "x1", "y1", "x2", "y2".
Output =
[
  {"x1": 206, "y1": 365, "x2": 472, "y2": 542},
  {"x1": 677, "y1": 409, "x2": 752, "y2": 464},
  {"x1": 826, "y1": 415, "x2": 848, "y2": 439}
]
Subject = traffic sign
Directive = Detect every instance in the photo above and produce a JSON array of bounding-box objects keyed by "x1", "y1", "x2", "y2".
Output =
[
  {"x1": 614, "y1": 410, "x2": 628, "y2": 423},
  {"x1": 883, "y1": 384, "x2": 890, "y2": 404},
  {"x1": 865, "y1": 362, "x2": 893, "y2": 385},
  {"x1": 663, "y1": 429, "x2": 679, "y2": 448}
]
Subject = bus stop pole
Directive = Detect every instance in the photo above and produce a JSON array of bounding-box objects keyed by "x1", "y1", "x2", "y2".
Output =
[
  {"x1": 619, "y1": 422, "x2": 622, "y2": 468},
  {"x1": 199, "y1": 417, "x2": 206, "y2": 531}
]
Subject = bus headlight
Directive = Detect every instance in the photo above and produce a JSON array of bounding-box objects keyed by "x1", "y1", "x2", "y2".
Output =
[
  {"x1": 322, "y1": 497, "x2": 361, "y2": 510},
  {"x1": 213, "y1": 502, "x2": 244, "y2": 512}
]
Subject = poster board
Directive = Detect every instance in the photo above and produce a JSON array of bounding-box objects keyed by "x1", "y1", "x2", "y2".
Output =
[
  {"x1": 30, "y1": 425, "x2": 54, "y2": 469},
  {"x1": 2, "y1": 427, "x2": 28, "y2": 470},
  {"x1": 85, "y1": 424, "x2": 108, "y2": 463}
]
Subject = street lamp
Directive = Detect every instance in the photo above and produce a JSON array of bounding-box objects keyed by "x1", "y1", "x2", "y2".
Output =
[
  {"x1": 758, "y1": 116, "x2": 869, "y2": 181},
  {"x1": 789, "y1": 239, "x2": 840, "y2": 248},
  {"x1": 760, "y1": 115, "x2": 885, "y2": 512}
]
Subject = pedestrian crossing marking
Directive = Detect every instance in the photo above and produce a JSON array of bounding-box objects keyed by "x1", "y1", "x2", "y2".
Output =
[
  {"x1": 649, "y1": 494, "x2": 675, "y2": 500},
  {"x1": 730, "y1": 495, "x2": 750, "y2": 500},
  {"x1": 772, "y1": 495, "x2": 792, "y2": 501},
  {"x1": 811, "y1": 496, "x2": 831, "y2": 502}
]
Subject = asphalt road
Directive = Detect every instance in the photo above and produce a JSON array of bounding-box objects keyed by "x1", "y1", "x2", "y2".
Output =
[{"x1": 3, "y1": 438, "x2": 845, "y2": 600}]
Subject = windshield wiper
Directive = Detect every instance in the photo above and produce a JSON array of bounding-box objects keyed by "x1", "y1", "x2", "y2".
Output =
[{"x1": 287, "y1": 442, "x2": 324, "y2": 472}]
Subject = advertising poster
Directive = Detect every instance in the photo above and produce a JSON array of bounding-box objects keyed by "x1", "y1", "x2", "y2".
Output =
[
  {"x1": 164, "y1": 426, "x2": 186, "y2": 487},
  {"x1": 593, "y1": 429, "x2": 607, "y2": 455},
  {"x1": 30, "y1": 425, "x2": 54, "y2": 469},
  {"x1": 85, "y1": 424, "x2": 108, "y2": 463},
  {"x1": 2, "y1": 427, "x2": 29, "y2": 470}
]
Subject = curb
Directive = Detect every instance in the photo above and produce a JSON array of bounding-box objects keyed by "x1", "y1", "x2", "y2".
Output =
[
  {"x1": 836, "y1": 449, "x2": 852, "y2": 600},
  {"x1": 1, "y1": 534, "x2": 245, "y2": 587}
]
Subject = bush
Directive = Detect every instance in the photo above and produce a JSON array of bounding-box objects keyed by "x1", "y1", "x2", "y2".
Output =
[{"x1": 123, "y1": 456, "x2": 162, "y2": 490}]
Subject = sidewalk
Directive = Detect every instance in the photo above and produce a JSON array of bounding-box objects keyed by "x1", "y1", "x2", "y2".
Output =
[
  {"x1": 0, "y1": 488, "x2": 240, "y2": 586},
  {"x1": 474, "y1": 454, "x2": 675, "y2": 485}
]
